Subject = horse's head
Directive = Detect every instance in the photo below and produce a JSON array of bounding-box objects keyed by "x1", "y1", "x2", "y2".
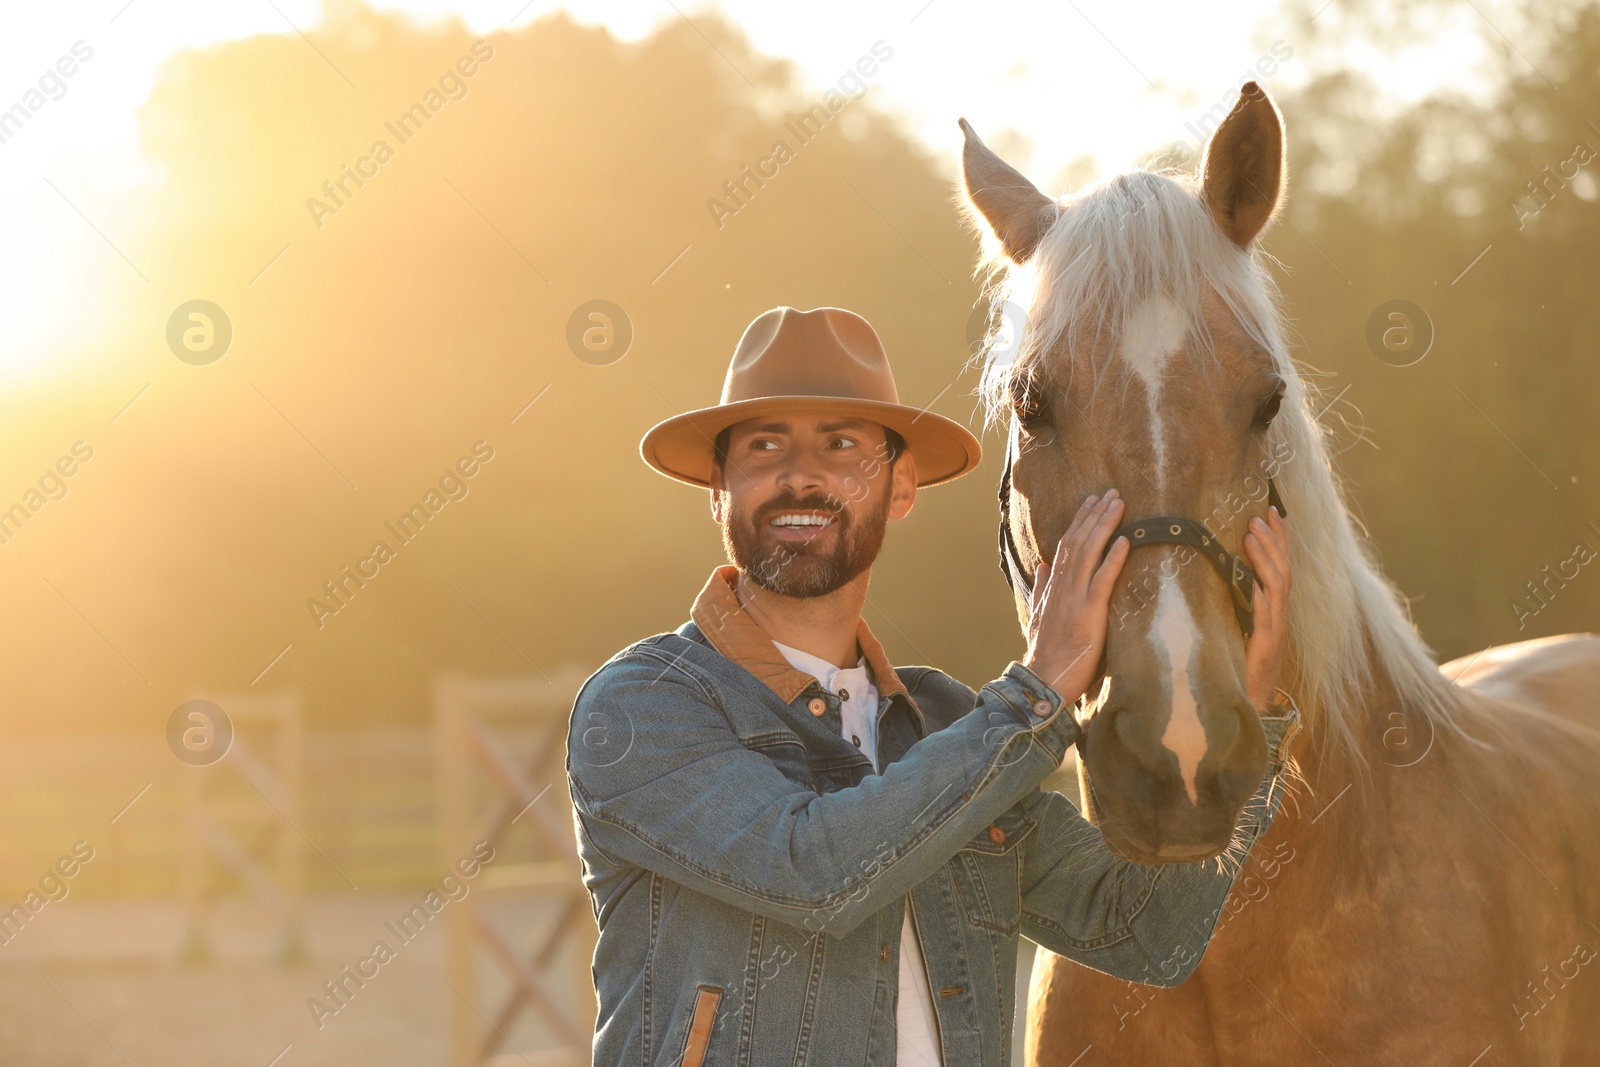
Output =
[{"x1": 962, "y1": 84, "x2": 1294, "y2": 863}]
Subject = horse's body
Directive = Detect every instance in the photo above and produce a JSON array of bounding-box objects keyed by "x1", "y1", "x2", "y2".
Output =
[
  {"x1": 955, "y1": 83, "x2": 1600, "y2": 1063},
  {"x1": 1030, "y1": 633, "x2": 1600, "y2": 1064}
]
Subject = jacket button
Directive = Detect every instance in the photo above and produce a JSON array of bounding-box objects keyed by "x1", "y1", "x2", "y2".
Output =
[
  {"x1": 808, "y1": 697, "x2": 826, "y2": 716},
  {"x1": 1032, "y1": 699, "x2": 1052, "y2": 717},
  {"x1": 988, "y1": 825, "x2": 1006, "y2": 845},
  {"x1": 881, "y1": 942, "x2": 888, "y2": 963}
]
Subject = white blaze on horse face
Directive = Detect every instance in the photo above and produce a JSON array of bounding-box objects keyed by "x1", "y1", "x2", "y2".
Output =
[
  {"x1": 1123, "y1": 295, "x2": 1206, "y2": 802},
  {"x1": 1152, "y1": 575, "x2": 1207, "y2": 805},
  {"x1": 1119, "y1": 295, "x2": 1188, "y2": 491}
]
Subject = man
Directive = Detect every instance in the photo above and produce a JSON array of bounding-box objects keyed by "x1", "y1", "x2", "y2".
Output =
[{"x1": 567, "y1": 306, "x2": 1297, "y2": 1066}]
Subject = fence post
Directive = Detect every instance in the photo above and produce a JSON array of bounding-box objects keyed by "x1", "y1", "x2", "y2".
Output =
[{"x1": 435, "y1": 667, "x2": 594, "y2": 1067}]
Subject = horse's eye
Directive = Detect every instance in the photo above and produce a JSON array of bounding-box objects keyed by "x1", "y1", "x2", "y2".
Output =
[
  {"x1": 1013, "y1": 384, "x2": 1048, "y2": 428},
  {"x1": 1254, "y1": 386, "x2": 1284, "y2": 428}
]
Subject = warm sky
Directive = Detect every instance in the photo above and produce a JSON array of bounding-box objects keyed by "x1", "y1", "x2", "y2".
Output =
[{"x1": 0, "y1": 0, "x2": 1499, "y2": 377}]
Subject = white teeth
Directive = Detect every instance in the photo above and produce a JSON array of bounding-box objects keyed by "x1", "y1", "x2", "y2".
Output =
[{"x1": 770, "y1": 513, "x2": 833, "y2": 527}]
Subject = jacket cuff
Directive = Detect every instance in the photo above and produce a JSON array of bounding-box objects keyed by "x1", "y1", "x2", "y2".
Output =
[
  {"x1": 1258, "y1": 706, "x2": 1303, "y2": 770},
  {"x1": 988, "y1": 662, "x2": 1082, "y2": 760}
]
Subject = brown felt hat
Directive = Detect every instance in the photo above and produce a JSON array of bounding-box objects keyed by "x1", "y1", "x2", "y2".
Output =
[{"x1": 640, "y1": 307, "x2": 982, "y2": 488}]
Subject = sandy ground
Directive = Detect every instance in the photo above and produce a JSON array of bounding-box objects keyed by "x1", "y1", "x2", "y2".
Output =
[
  {"x1": 0, "y1": 738, "x2": 1077, "y2": 1065},
  {"x1": 0, "y1": 893, "x2": 583, "y2": 1067},
  {"x1": 0, "y1": 893, "x2": 1039, "y2": 1067}
]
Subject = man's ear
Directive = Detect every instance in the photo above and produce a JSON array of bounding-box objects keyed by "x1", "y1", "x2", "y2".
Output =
[
  {"x1": 887, "y1": 450, "x2": 917, "y2": 521},
  {"x1": 708, "y1": 465, "x2": 726, "y2": 524}
]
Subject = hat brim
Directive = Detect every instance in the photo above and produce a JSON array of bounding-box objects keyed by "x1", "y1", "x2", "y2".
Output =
[{"x1": 640, "y1": 396, "x2": 982, "y2": 488}]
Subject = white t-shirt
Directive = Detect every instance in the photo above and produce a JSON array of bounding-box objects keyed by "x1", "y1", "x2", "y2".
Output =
[{"x1": 772, "y1": 640, "x2": 945, "y2": 1067}]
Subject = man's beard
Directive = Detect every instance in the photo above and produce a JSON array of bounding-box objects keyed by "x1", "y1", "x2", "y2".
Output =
[{"x1": 723, "y1": 482, "x2": 891, "y2": 598}]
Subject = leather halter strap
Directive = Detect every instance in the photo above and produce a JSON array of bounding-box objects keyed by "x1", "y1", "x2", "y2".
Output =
[{"x1": 997, "y1": 440, "x2": 1286, "y2": 638}]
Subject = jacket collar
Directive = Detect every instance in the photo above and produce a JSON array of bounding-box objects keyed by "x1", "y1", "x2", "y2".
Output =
[{"x1": 690, "y1": 565, "x2": 913, "y2": 708}]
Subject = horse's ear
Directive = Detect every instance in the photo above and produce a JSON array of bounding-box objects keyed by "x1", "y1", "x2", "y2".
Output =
[
  {"x1": 959, "y1": 118, "x2": 1056, "y2": 264},
  {"x1": 1200, "y1": 82, "x2": 1285, "y2": 247}
]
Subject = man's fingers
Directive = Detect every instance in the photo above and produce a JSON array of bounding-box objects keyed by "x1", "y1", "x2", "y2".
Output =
[
  {"x1": 1064, "y1": 488, "x2": 1119, "y2": 560},
  {"x1": 1087, "y1": 535, "x2": 1129, "y2": 599},
  {"x1": 1243, "y1": 509, "x2": 1290, "y2": 711},
  {"x1": 1245, "y1": 517, "x2": 1291, "y2": 612},
  {"x1": 1254, "y1": 579, "x2": 1280, "y2": 630},
  {"x1": 1244, "y1": 530, "x2": 1279, "y2": 583},
  {"x1": 1067, "y1": 493, "x2": 1099, "y2": 533},
  {"x1": 1248, "y1": 513, "x2": 1290, "y2": 573},
  {"x1": 1035, "y1": 487, "x2": 1123, "y2": 622},
  {"x1": 1246, "y1": 515, "x2": 1286, "y2": 565},
  {"x1": 1060, "y1": 493, "x2": 1103, "y2": 554},
  {"x1": 1252, "y1": 569, "x2": 1278, "y2": 621},
  {"x1": 1248, "y1": 521, "x2": 1286, "y2": 572},
  {"x1": 1073, "y1": 496, "x2": 1126, "y2": 586},
  {"x1": 1037, "y1": 491, "x2": 1110, "y2": 596},
  {"x1": 1245, "y1": 535, "x2": 1286, "y2": 612}
]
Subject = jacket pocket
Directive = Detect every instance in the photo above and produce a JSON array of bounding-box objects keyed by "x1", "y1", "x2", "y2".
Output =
[
  {"x1": 745, "y1": 735, "x2": 816, "y2": 791},
  {"x1": 952, "y1": 805, "x2": 1035, "y2": 936},
  {"x1": 680, "y1": 985, "x2": 723, "y2": 1067}
]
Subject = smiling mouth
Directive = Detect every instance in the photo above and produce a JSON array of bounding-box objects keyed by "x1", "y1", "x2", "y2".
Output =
[{"x1": 766, "y1": 510, "x2": 836, "y2": 538}]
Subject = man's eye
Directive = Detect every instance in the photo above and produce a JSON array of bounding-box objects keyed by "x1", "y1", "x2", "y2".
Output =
[{"x1": 830, "y1": 437, "x2": 856, "y2": 449}]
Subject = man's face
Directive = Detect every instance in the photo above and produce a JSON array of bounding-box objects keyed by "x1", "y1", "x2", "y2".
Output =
[{"x1": 709, "y1": 415, "x2": 916, "y2": 598}]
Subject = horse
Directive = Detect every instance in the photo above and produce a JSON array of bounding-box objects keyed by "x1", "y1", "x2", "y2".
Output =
[{"x1": 958, "y1": 82, "x2": 1600, "y2": 1064}]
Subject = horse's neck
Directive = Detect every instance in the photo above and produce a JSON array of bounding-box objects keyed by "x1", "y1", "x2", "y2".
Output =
[{"x1": 1269, "y1": 635, "x2": 1420, "y2": 871}]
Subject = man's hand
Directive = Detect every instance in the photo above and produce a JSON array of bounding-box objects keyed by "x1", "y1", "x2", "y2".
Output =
[
  {"x1": 1243, "y1": 505, "x2": 1292, "y2": 713},
  {"x1": 1020, "y1": 489, "x2": 1130, "y2": 707}
]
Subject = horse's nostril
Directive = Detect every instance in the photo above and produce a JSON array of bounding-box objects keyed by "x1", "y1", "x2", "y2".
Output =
[
  {"x1": 1215, "y1": 764, "x2": 1258, "y2": 806},
  {"x1": 1102, "y1": 705, "x2": 1139, "y2": 746},
  {"x1": 1213, "y1": 707, "x2": 1271, "y2": 800}
]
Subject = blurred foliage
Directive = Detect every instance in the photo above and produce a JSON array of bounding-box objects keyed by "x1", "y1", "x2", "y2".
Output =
[
  {"x1": 1266, "y1": 0, "x2": 1600, "y2": 659},
  {"x1": 0, "y1": 5, "x2": 1005, "y2": 739},
  {"x1": 0, "y1": 0, "x2": 1594, "y2": 748}
]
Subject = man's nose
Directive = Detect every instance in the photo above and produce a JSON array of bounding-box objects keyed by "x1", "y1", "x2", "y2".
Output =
[{"x1": 777, "y1": 453, "x2": 827, "y2": 493}]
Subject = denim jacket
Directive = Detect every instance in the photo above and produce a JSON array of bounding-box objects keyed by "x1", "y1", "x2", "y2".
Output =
[{"x1": 566, "y1": 566, "x2": 1300, "y2": 1067}]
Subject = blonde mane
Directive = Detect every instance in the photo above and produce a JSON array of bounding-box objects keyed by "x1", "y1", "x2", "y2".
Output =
[{"x1": 966, "y1": 166, "x2": 1483, "y2": 779}]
